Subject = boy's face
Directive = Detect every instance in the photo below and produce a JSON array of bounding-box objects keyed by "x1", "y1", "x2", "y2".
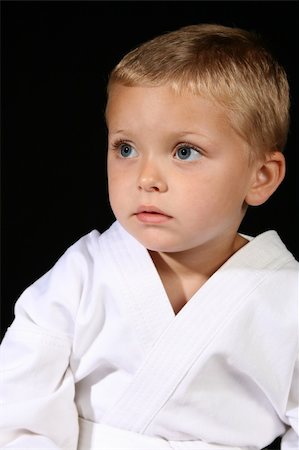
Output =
[{"x1": 106, "y1": 84, "x2": 258, "y2": 254}]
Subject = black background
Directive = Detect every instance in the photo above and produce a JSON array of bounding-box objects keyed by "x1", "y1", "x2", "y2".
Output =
[{"x1": 1, "y1": 1, "x2": 298, "y2": 338}]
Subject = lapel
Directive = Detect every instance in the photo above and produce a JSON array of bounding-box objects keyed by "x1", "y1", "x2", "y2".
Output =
[
  {"x1": 101, "y1": 222, "x2": 292, "y2": 433},
  {"x1": 100, "y1": 222, "x2": 175, "y2": 354}
]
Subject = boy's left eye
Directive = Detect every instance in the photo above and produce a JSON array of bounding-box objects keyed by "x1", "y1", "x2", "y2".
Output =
[{"x1": 174, "y1": 145, "x2": 201, "y2": 161}]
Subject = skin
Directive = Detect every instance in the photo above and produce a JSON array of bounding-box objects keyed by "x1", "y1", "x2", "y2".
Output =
[{"x1": 106, "y1": 84, "x2": 285, "y2": 313}]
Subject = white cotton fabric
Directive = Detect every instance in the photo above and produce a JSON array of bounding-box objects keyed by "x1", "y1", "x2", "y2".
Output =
[{"x1": 0, "y1": 221, "x2": 298, "y2": 450}]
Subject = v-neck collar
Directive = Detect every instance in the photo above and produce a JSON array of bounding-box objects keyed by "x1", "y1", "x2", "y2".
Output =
[{"x1": 106, "y1": 222, "x2": 289, "y2": 354}]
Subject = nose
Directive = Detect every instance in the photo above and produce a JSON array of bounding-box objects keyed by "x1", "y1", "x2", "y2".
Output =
[{"x1": 138, "y1": 160, "x2": 168, "y2": 193}]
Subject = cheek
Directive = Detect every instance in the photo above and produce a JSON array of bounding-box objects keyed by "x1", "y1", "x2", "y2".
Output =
[
  {"x1": 209, "y1": 177, "x2": 250, "y2": 218},
  {"x1": 180, "y1": 173, "x2": 245, "y2": 217},
  {"x1": 107, "y1": 156, "x2": 116, "y2": 182},
  {"x1": 107, "y1": 168, "x2": 132, "y2": 214},
  {"x1": 108, "y1": 158, "x2": 132, "y2": 184},
  {"x1": 107, "y1": 168, "x2": 120, "y2": 206},
  {"x1": 107, "y1": 160, "x2": 122, "y2": 191}
]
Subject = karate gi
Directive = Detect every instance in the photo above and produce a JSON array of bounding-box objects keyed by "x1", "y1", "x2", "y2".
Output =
[{"x1": 0, "y1": 221, "x2": 298, "y2": 450}]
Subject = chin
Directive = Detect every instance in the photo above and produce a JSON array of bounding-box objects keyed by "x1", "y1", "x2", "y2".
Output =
[
  {"x1": 130, "y1": 228, "x2": 173, "y2": 252},
  {"x1": 135, "y1": 234, "x2": 186, "y2": 254},
  {"x1": 118, "y1": 218, "x2": 184, "y2": 252}
]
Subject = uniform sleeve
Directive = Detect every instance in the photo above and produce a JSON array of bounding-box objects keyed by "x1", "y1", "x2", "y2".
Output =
[
  {"x1": 281, "y1": 354, "x2": 299, "y2": 450},
  {"x1": 0, "y1": 231, "x2": 100, "y2": 449},
  {"x1": 0, "y1": 323, "x2": 78, "y2": 449}
]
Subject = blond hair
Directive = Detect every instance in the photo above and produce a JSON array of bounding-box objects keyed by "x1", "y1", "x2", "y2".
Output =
[{"x1": 107, "y1": 24, "x2": 290, "y2": 155}]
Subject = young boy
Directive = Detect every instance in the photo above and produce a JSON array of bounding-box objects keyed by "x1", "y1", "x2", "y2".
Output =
[{"x1": 0, "y1": 24, "x2": 298, "y2": 450}]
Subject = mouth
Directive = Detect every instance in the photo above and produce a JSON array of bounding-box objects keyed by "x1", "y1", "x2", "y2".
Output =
[{"x1": 135, "y1": 206, "x2": 173, "y2": 224}]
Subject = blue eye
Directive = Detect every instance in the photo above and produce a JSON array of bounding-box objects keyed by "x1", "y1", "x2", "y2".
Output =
[
  {"x1": 175, "y1": 145, "x2": 201, "y2": 161},
  {"x1": 118, "y1": 143, "x2": 138, "y2": 158}
]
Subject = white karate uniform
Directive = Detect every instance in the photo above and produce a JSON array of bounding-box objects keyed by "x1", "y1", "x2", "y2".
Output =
[{"x1": 0, "y1": 221, "x2": 298, "y2": 450}]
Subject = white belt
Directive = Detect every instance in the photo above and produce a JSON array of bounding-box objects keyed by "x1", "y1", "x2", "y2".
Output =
[{"x1": 77, "y1": 418, "x2": 245, "y2": 450}]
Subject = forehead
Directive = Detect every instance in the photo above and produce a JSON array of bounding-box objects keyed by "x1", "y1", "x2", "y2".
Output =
[
  {"x1": 107, "y1": 84, "x2": 226, "y2": 126},
  {"x1": 106, "y1": 84, "x2": 246, "y2": 148}
]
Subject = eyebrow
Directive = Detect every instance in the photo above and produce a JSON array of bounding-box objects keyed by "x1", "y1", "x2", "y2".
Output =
[
  {"x1": 108, "y1": 129, "x2": 129, "y2": 136},
  {"x1": 176, "y1": 131, "x2": 214, "y2": 144},
  {"x1": 109, "y1": 130, "x2": 210, "y2": 138}
]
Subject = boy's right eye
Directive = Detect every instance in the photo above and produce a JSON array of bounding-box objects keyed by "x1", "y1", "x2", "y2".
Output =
[
  {"x1": 111, "y1": 140, "x2": 138, "y2": 158},
  {"x1": 120, "y1": 143, "x2": 136, "y2": 158}
]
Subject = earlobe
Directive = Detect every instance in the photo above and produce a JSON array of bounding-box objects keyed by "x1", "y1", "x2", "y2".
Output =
[{"x1": 245, "y1": 151, "x2": 286, "y2": 206}]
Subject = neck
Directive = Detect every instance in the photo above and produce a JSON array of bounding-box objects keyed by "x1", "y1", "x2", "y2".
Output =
[
  {"x1": 149, "y1": 232, "x2": 248, "y2": 314},
  {"x1": 150, "y1": 232, "x2": 248, "y2": 280}
]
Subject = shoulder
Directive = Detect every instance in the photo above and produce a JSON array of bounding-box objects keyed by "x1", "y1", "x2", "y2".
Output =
[
  {"x1": 233, "y1": 229, "x2": 298, "y2": 316},
  {"x1": 240, "y1": 230, "x2": 298, "y2": 270},
  {"x1": 33, "y1": 221, "x2": 136, "y2": 302},
  {"x1": 242, "y1": 230, "x2": 298, "y2": 327},
  {"x1": 60, "y1": 221, "x2": 124, "y2": 265},
  {"x1": 66, "y1": 220, "x2": 129, "y2": 253},
  {"x1": 5, "y1": 221, "x2": 141, "y2": 343}
]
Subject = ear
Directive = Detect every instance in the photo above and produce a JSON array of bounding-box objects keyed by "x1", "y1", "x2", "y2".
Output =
[{"x1": 245, "y1": 151, "x2": 286, "y2": 206}]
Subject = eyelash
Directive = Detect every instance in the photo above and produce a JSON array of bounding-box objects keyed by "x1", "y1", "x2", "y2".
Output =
[
  {"x1": 111, "y1": 139, "x2": 129, "y2": 151},
  {"x1": 110, "y1": 139, "x2": 203, "y2": 158}
]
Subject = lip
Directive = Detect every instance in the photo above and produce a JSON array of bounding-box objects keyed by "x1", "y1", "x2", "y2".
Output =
[{"x1": 135, "y1": 205, "x2": 173, "y2": 224}]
